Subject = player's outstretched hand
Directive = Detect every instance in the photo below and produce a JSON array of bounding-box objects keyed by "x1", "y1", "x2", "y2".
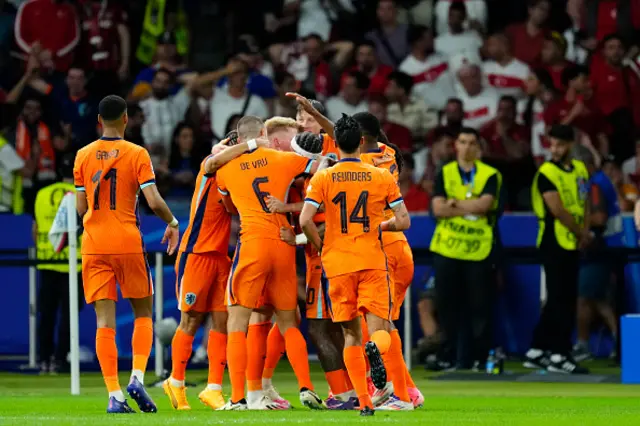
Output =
[
  {"x1": 162, "y1": 225, "x2": 179, "y2": 255},
  {"x1": 280, "y1": 227, "x2": 296, "y2": 246},
  {"x1": 266, "y1": 195, "x2": 286, "y2": 213},
  {"x1": 286, "y1": 92, "x2": 315, "y2": 114}
]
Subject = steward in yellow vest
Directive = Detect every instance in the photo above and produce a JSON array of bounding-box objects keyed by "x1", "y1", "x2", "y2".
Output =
[
  {"x1": 33, "y1": 161, "x2": 82, "y2": 373},
  {"x1": 525, "y1": 124, "x2": 591, "y2": 375},
  {"x1": 429, "y1": 128, "x2": 501, "y2": 368}
]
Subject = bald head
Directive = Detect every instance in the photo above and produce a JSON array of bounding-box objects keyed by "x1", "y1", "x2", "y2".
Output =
[{"x1": 237, "y1": 116, "x2": 265, "y2": 142}]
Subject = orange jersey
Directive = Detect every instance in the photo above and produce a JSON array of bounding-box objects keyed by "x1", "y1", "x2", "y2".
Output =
[
  {"x1": 321, "y1": 133, "x2": 340, "y2": 160},
  {"x1": 74, "y1": 137, "x2": 155, "y2": 255},
  {"x1": 178, "y1": 156, "x2": 231, "y2": 255},
  {"x1": 360, "y1": 143, "x2": 407, "y2": 246},
  {"x1": 305, "y1": 158, "x2": 403, "y2": 278},
  {"x1": 216, "y1": 147, "x2": 313, "y2": 242}
]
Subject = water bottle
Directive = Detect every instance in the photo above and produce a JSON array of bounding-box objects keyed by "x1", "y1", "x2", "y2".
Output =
[{"x1": 485, "y1": 350, "x2": 496, "y2": 374}]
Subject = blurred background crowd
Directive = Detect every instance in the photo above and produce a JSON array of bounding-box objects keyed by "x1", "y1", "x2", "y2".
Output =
[{"x1": 1, "y1": 0, "x2": 640, "y2": 218}]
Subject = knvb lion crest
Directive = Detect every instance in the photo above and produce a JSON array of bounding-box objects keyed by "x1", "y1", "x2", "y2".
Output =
[{"x1": 184, "y1": 292, "x2": 197, "y2": 306}]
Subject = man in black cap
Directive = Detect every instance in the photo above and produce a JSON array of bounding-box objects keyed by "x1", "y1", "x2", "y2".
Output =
[{"x1": 526, "y1": 124, "x2": 592, "y2": 374}]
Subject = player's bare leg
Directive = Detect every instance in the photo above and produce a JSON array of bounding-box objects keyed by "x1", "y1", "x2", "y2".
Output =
[
  {"x1": 308, "y1": 319, "x2": 357, "y2": 408},
  {"x1": 275, "y1": 309, "x2": 323, "y2": 409},
  {"x1": 94, "y1": 299, "x2": 135, "y2": 413},
  {"x1": 163, "y1": 310, "x2": 206, "y2": 410},
  {"x1": 340, "y1": 316, "x2": 374, "y2": 415},
  {"x1": 126, "y1": 295, "x2": 157, "y2": 413},
  {"x1": 199, "y1": 310, "x2": 228, "y2": 410},
  {"x1": 366, "y1": 313, "x2": 413, "y2": 411}
]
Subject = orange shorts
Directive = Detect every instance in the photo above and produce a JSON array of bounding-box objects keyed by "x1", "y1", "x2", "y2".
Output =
[
  {"x1": 175, "y1": 251, "x2": 230, "y2": 313},
  {"x1": 327, "y1": 269, "x2": 392, "y2": 323},
  {"x1": 385, "y1": 241, "x2": 414, "y2": 320},
  {"x1": 227, "y1": 238, "x2": 297, "y2": 311},
  {"x1": 305, "y1": 252, "x2": 330, "y2": 320},
  {"x1": 82, "y1": 254, "x2": 153, "y2": 304}
]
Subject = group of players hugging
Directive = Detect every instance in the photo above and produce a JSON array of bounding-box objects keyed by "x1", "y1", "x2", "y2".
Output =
[{"x1": 73, "y1": 92, "x2": 424, "y2": 416}]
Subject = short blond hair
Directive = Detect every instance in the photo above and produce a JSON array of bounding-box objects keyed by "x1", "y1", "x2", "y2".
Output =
[{"x1": 265, "y1": 116, "x2": 301, "y2": 135}]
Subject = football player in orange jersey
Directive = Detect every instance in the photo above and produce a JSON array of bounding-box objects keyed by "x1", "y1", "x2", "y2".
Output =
[
  {"x1": 267, "y1": 132, "x2": 359, "y2": 409},
  {"x1": 293, "y1": 96, "x2": 341, "y2": 160},
  {"x1": 162, "y1": 133, "x2": 271, "y2": 411},
  {"x1": 73, "y1": 95, "x2": 179, "y2": 413},
  {"x1": 215, "y1": 116, "x2": 326, "y2": 410},
  {"x1": 300, "y1": 115, "x2": 412, "y2": 415},
  {"x1": 354, "y1": 112, "x2": 424, "y2": 408}
]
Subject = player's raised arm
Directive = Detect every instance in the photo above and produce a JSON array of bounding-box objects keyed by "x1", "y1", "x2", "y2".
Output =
[
  {"x1": 204, "y1": 137, "x2": 270, "y2": 175},
  {"x1": 286, "y1": 92, "x2": 335, "y2": 140},
  {"x1": 380, "y1": 171, "x2": 411, "y2": 232}
]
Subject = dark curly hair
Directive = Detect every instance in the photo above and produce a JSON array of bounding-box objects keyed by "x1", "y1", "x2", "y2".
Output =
[
  {"x1": 295, "y1": 131, "x2": 323, "y2": 154},
  {"x1": 383, "y1": 141, "x2": 404, "y2": 174},
  {"x1": 334, "y1": 114, "x2": 362, "y2": 154},
  {"x1": 225, "y1": 130, "x2": 239, "y2": 146}
]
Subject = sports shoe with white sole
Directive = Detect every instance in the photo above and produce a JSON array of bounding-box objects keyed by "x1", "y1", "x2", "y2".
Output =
[
  {"x1": 299, "y1": 388, "x2": 323, "y2": 409},
  {"x1": 546, "y1": 354, "x2": 589, "y2": 375},
  {"x1": 523, "y1": 348, "x2": 551, "y2": 369},
  {"x1": 371, "y1": 382, "x2": 394, "y2": 407},
  {"x1": 217, "y1": 398, "x2": 248, "y2": 411},
  {"x1": 248, "y1": 395, "x2": 282, "y2": 410},
  {"x1": 376, "y1": 395, "x2": 415, "y2": 411},
  {"x1": 264, "y1": 385, "x2": 291, "y2": 409}
]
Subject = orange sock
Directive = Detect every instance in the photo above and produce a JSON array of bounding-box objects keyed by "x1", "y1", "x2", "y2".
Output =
[
  {"x1": 96, "y1": 327, "x2": 120, "y2": 393},
  {"x1": 382, "y1": 330, "x2": 410, "y2": 402},
  {"x1": 405, "y1": 364, "x2": 416, "y2": 388},
  {"x1": 170, "y1": 328, "x2": 194, "y2": 382},
  {"x1": 343, "y1": 368, "x2": 354, "y2": 391},
  {"x1": 360, "y1": 318, "x2": 371, "y2": 372},
  {"x1": 131, "y1": 317, "x2": 153, "y2": 379},
  {"x1": 284, "y1": 328, "x2": 313, "y2": 390},
  {"x1": 343, "y1": 345, "x2": 372, "y2": 409},
  {"x1": 207, "y1": 330, "x2": 227, "y2": 386},
  {"x1": 246, "y1": 322, "x2": 270, "y2": 391},
  {"x1": 325, "y1": 369, "x2": 352, "y2": 396},
  {"x1": 263, "y1": 324, "x2": 285, "y2": 380},
  {"x1": 227, "y1": 331, "x2": 247, "y2": 402}
]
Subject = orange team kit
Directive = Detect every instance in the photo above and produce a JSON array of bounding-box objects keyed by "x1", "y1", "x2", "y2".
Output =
[{"x1": 74, "y1": 138, "x2": 156, "y2": 303}]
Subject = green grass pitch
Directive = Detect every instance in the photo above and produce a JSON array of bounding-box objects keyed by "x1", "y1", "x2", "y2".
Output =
[{"x1": 1, "y1": 362, "x2": 640, "y2": 425}]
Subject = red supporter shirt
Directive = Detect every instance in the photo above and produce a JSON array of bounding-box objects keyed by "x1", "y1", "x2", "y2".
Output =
[
  {"x1": 402, "y1": 183, "x2": 430, "y2": 212},
  {"x1": 382, "y1": 121, "x2": 413, "y2": 152},
  {"x1": 505, "y1": 23, "x2": 548, "y2": 67},
  {"x1": 545, "y1": 61, "x2": 573, "y2": 92},
  {"x1": 342, "y1": 64, "x2": 393, "y2": 97},
  {"x1": 14, "y1": 0, "x2": 79, "y2": 72},
  {"x1": 590, "y1": 60, "x2": 640, "y2": 120},
  {"x1": 543, "y1": 96, "x2": 611, "y2": 140},
  {"x1": 80, "y1": 0, "x2": 127, "y2": 72},
  {"x1": 479, "y1": 120, "x2": 530, "y2": 159},
  {"x1": 584, "y1": 0, "x2": 640, "y2": 41}
]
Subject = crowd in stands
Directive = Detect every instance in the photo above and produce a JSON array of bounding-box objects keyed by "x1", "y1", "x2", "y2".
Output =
[{"x1": 1, "y1": 0, "x2": 640, "y2": 216}]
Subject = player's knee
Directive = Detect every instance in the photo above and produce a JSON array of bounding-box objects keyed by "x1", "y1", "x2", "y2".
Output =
[
  {"x1": 227, "y1": 305, "x2": 252, "y2": 333},
  {"x1": 342, "y1": 326, "x2": 362, "y2": 348},
  {"x1": 179, "y1": 311, "x2": 205, "y2": 335},
  {"x1": 93, "y1": 299, "x2": 116, "y2": 329},
  {"x1": 366, "y1": 313, "x2": 392, "y2": 334},
  {"x1": 274, "y1": 309, "x2": 298, "y2": 333},
  {"x1": 212, "y1": 311, "x2": 228, "y2": 333}
]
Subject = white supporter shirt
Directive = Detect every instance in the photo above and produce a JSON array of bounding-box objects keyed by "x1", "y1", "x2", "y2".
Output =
[
  {"x1": 434, "y1": 30, "x2": 483, "y2": 58},
  {"x1": 210, "y1": 86, "x2": 269, "y2": 140},
  {"x1": 460, "y1": 87, "x2": 499, "y2": 129},
  {"x1": 0, "y1": 142, "x2": 25, "y2": 212},
  {"x1": 284, "y1": 0, "x2": 332, "y2": 41},
  {"x1": 325, "y1": 96, "x2": 369, "y2": 122},
  {"x1": 434, "y1": 0, "x2": 488, "y2": 36},
  {"x1": 482, "y1": 58, "x2": 530, "y2": 99},
  {"x1": 622, "y1": 156, "x2": 639, "y2": 184},
  {"x1": 140, "y1": 89, "x2": 191, "y2": 151},
  {"x1": 399, "y1": 53, "x2": 456, "y2": 111},
  {"x1": 517, "y1": 98, "x2": 549, "y2": 161}
]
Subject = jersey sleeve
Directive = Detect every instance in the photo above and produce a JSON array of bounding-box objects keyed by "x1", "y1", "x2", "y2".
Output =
[
  {"x1": 216, "y1": 168, "x2": 228, "y2": 195},
  {"x1": 304, "y1": 172, "x2": 325, "y2": 208},
  {"x1": 481, "y1": 174, "x2": 498, "y2": 197},
  {"x1": 383, "y1": 170, "x2": 404, "y2": 208},
  {"x1": 136, "y1": 148, "x2": 156, "y2": 188},
  {"x1": 282, "y1": 151, "x2": 314, "y2": 178},
  {"x1": 73, "y1": 151, "x2": 85, "y2": 191},
  {"x1": 537, "y1": 173, "x2": 557, "y2": 194}
]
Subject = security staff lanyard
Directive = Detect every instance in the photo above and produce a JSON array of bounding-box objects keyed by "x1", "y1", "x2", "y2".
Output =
[{"x1": 460, "y1": 165, "x2": 476, "y2": 199}]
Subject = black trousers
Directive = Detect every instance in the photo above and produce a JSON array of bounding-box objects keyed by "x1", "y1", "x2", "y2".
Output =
[
  {"x1": 38, "y1": 270, "x2": 83, "y2": 364},
  {"x1": 433, "y1": 254, "x2": 495, "y2": 365},
  {"x1": 531, "y1": 247, "x2": 580, "y2": 355}
]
